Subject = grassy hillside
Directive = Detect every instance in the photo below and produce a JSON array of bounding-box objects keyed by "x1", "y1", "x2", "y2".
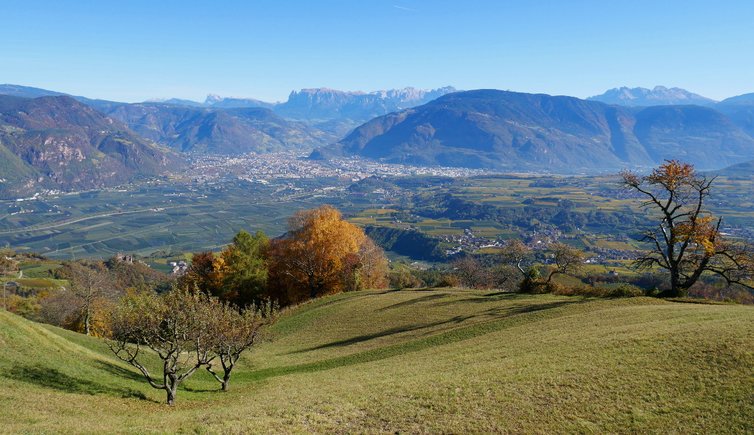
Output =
[{"x1": 0, "y1": 290, "x2": 752, "y2": 433}]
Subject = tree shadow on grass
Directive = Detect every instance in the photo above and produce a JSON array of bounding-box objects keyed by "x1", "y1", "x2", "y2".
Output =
[
  {"x1": 288, "y1": 315, "x2": 474, "y2": 354},
  {"x1": 97, "y1": 360, "x2": 218, "y2": 394},
  {"x1": 376, "y1": 293, "x2": 449, "y2": 311},
  {"x1": 483, "y1": 290, "x2": 518, "y2": 297},
  {"x1": 94, "y1": 360, "x2": 146, "y2": 383},
  {"x1": 248, "y1": 298, "x2": 587, "y2": 383},
  {"x1": 481, "y1": 299, "x2": 588, "y2": 317},
  {"x1": 433, "y1": 291, "x2": 526, "y2": 306},
  {"x1": 182, "y1": 386, "x2": 220, "y2": 393},
  {"x1": 431, "y1": 291, "x2": 600, "y2": 310},
  {"x1": 4, "y1": 364, "x2": 156, "y2": 402}
]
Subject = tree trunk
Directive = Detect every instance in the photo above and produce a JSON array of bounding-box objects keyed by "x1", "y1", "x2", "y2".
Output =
[
  {"x1": 309, "y1": 274, "x2": 318, "y2": 299},
  {"x1": 83, "y1": 304, "x2": 91, "y2": 336},
  {"x1": 221, "y1": 374, "x2": 230, "y2": 392},
  {"x1": 668, "y1": 268, "x2": 685, "y2": 298},
  {"x1": 166, "y1": 386, "x2": 176, "y2": 406},
  {"x1": 166, "y1": 374, "x2": 179, "y2": 405}
]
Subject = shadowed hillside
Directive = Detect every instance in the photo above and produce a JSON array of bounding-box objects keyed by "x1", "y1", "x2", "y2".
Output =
[
  {"x1": 314, "y1": 90, "x2": 754, "y2": 172},
  {"x1": 0, "y1": 95, "x2": 178, "y2": 197},
  {"x1": 105, "y1": 104, "x2": 337, "y2": 154}
]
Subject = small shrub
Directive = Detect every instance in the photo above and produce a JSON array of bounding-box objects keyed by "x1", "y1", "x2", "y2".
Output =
[
  {"x1": 601, "y1": 283, "x2": 644, "y2": 298},
  {"x1": 435, "y1": 274, "x2": 460, "y2": 288},
  {"x1": 519, "y1": 278, "x2": 552, "y2": 294},
  {"x1": 389, "y1": 270, "x2": 424, "y2": 289},
  {"x1": 412, "y1": 269, "x2": 454, "y2": 288},
  {"x1": 551, "y1": 283, "x2": 644, "y2": 298}
]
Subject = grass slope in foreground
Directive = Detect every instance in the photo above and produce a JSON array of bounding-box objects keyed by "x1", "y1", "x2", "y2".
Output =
[{"x1": 0, "y1": 290, "x2": 752, "y2": 433}]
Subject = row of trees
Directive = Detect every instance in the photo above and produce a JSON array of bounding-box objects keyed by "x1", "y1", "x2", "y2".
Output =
[
  {"x1": 1, "y1": 257, "x2": 170, "y2": 336},
  {"x1": 1, "y1": 252, "x2": 18, "y2": 310},
  {"x1": 182, "y1": 206, "x2": 389, "y2": 306},
  {"x1": 102, "y1": 206, "x2": 391, "y2": 404}
]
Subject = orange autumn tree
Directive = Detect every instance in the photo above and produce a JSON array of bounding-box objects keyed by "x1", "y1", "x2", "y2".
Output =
[
  {"x1": 179, "y1": 252, "x2": 225, "y2": 298},
  {"x1": 268, "y1": 205, "x2": 388, "y2": 304},
  {"x1": 622, "y1": 160, "x2": 754, "y2": 297}
]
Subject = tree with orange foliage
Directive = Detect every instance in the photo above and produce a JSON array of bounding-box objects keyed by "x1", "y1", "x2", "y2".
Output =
[
  {"x1": 623, "y1": 160, "x2": 753, "y2": 297},
  {"x1": 268, "y1": 206, "x2": 388, "y2": 303},
  {"x1": 179, "y1": 252, "x2": 224, "y2": 297}
]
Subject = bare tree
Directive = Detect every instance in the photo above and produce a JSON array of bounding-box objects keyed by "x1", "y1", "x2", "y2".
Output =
[
  {"x1": 38, "y1": 290, "x2": 82, "y2": 328},
  {"x1": 205, "y1": 301, "x2": 276, "y2": 391},
  {"x1": 545, "y1": 243, "x2": 585, "y2": 283},
  {"x1": 67, "y1": 262, "x2": 114, "y2": 335},
  {"x1": 501, "y1": 240, "x2": 533, "y2": 279},
  {"x1": 452, "y1": 256, "x2": 493, "y2": 289},
  {"x1": 623, "y1": 160, "x2": 754, "y2": 297},
  {"x1": 1, "y1": 254, "x2": 17, "y2": 310},
  {"x1": 108, "y1": 289, "x2": 213, "y2": 405}
]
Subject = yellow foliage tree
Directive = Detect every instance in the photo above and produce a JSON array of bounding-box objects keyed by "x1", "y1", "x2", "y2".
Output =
[{"x1": 269, "y1": 206, "x2": 388, "y2": 303}]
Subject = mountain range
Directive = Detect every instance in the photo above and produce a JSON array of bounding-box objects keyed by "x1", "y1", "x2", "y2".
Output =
[
  {"x1": 0, "y1": 95, "x2": 177, "y2": 197},
  {"x1": 1, "y1": 83, "x2": 754, "y2": 196},
  {"x1": 716, "y1": 93, "x2": 754, "y2": 138},
  {"x1": 104, "y1": 103, "x2": 335, "y2": 154},
  {"x1": 152, "y1": 86, "x2": 458, "y2": 137},
  {"x1": 588, "y1": 86, "x2": 717, "y2": 107},
  {"x1": 314, "y1": 90, "x2": 754, "y2": 173},
  {"x1": 148, "y1": 86, "x2": 457, "y2": 119},
  {"x1": 1, "y1": 84, "x2": 457, "y2": 147}
]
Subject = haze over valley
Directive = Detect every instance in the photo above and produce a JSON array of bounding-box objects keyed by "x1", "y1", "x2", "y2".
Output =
[
  {"x1": 1, "y1": 2, "x2": 753, "y2": 433},
  {"x1": 3, "y1": 82, "x2": 754, "y2": 198}
]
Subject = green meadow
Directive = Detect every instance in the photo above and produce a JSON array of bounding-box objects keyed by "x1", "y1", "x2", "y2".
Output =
[{"x1": 1, "y1": 289, "x2": 752, "y2": 433}]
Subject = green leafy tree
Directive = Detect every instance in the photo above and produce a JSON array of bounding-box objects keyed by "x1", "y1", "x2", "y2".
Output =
[{"x1": 220, "y1": 230, "x2": 269, "y2": 305}]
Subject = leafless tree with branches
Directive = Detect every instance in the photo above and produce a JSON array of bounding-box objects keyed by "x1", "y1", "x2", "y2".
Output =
[{"x1": 622, "y1": 160, "x2": 754, "y2": 297}]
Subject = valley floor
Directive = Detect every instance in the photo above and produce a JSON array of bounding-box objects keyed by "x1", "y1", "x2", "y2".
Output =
[{"x1": 0, "y1": 290, "x2": 752, "y2": 433}]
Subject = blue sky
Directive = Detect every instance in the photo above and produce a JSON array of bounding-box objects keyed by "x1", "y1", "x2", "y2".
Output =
[{"x1": 2, "y1": 0, "x2": 753, "y2": 102}]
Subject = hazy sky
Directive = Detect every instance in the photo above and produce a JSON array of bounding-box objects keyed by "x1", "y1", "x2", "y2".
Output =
[{"x1": 2, "y1": 0, "x2": 753, "y2": 102}]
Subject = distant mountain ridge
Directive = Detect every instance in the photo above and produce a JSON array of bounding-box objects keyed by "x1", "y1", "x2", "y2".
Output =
[
  {"x1": 0, "y1": 84, "x2": 69, "y2": 99},
  {"x1": 588, "y1": 86, "x2": 716, "y2": 107},
  {"x1": 143, "y1": 86, "x2": 457, "y2": 118},
  {"x1": 3, "y1": 84, "x2": 754, "y2": 178},
  {"x1": 314, "y1": 89, "x2": 754, "y2": 173},
  {"x1": 716, "y1": 93, "x2": 754, "y2": 137},
  {"x1": 275, "y1": 86, "x2": 457, "y2": 120},
  {"x1": 0, "y1": 95, "x2": 177, "y2": 197},
  {"x1": 587, "y1": 86, "x2": 754, "y2": 138},
  {"x1": 133, "y1": 86, "x2": 459, "y2": 139},
  {"x1": 0, "y1": 84, "x2": 124, "y2": 112},
  {"x1": 105, "y1": 103, "x2": 336, "y2": 154},
  {"x1": 716, "y1": 159, "x2": 754, "y2": 179}
]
